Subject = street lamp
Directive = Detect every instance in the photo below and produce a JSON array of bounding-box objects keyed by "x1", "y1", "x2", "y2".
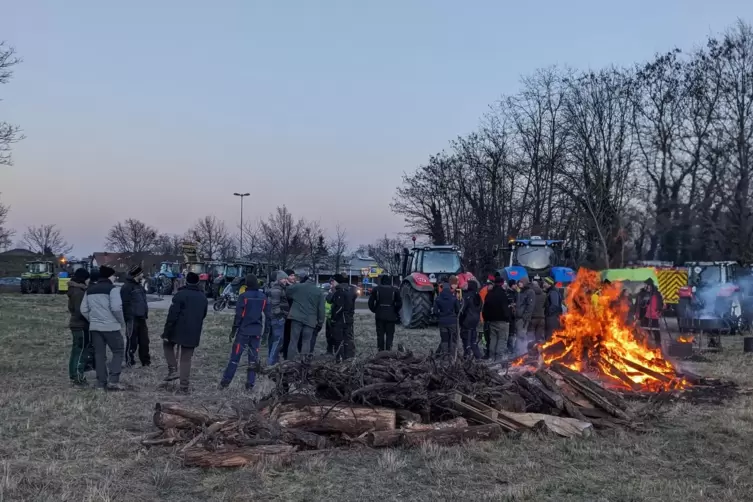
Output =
[{"x1": 233, "y1": 192, "x2": 250, "y2": 259}]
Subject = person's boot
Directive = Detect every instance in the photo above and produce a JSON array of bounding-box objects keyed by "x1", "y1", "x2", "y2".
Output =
[
  {"x1": 177, "y1": 386, "x2": 190, "y2": 395},
  {"x1": 219, "y1": 380, "x2": 230, "y2": 389},
  {"x1": 70, "y1": 378, "x2": 88, "y2": 388},
  {"x1": 106, "y1": 383, "x2": 127, "y2": 391},
  {"x1": 164, "y1": 369, "x2": 179, "y2": 381},
  {"x1": 245, "y1": 383, "x2": 254, "y2": 391}
]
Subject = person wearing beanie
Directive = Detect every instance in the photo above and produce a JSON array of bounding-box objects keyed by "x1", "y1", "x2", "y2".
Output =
[
  {"x1": 542, "y1": 277, "x2": 562, "y2": 341},
  {"x1": 368, "y1": 274, "x2": 402, "y2": 351},
  {"x1": 162, "y1": 271, "x2": 208, "y2": 393},
  {"x1": 67, "y1": 267, "x2": 91, "y2": 386},
  {"x1": 327, "y1": 273, "x2": 357, "y2": 361},
  {"x1": 80, "y1": 265, "x2": 127, "y2": 390},
  {"x1": 220, "y1": 274, "x2": 270, "y2": 390},
  {"x1": 284, "y1": 271, "x2": 326, "y2": 360},
  {"x1": 121, "y1": 264, "x2": 150, "y2": 367},
  {"x1": 266, "y1": 271, "x2": 290, "y2": 365},
  {"x1": 433, "y1": 281, "x2": 461, "y2": 356}
]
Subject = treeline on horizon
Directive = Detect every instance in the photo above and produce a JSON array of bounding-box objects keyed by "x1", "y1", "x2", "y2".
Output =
[{"x1": 392, "y1": 19, "x2": 753, "y2": 275}]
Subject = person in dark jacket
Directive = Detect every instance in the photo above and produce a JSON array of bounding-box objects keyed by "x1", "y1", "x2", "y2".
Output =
[
  {"x1": 67, "y1": 268, "x2": 91, "y2": 386},
  {"x1": 483, "y1": 276, "x2": 514, "y2": 360},
  {"x1": 161, "y1": 272, "x2": 208, "y2": 392},
  {"x1": 328, "y1": 273, "x2": 358, "y2": 361},
  {"x1": 266, "y1": 270, "x2": 290, "y2": 365},
  {"x1": 433, "y1": 282, "x2": 461, "y2": 355},
  {"x1": 506, "y1": 280, "x2": 518, "y2": 352},
  {"x1": 287, "y1": 274, "x2": 326, "y2": 359},
  {"x1": 514, "y1": 277, "x2": 535, "y2": 353},
  {"x1": 529, "y1": 279, "x2": 546, "y2": 342},
  {"x1": 281, "y1": 269, "x2": 297, "y2": 359},
  {"x1": 542, "y1": 278, "x2": 562, "y2": 340},
  {"x1": 459, "y1": 280, "x2": 483, "y2": 359},
  {"x1": 121, "y1": 265, "x2": 150, "y2": 367},
  {"x1": 368, "y1": 274, "x2": 402, "y2": 351},
  {"x1": 221, "y1": 274, "x2": 271, "y2": 390}
]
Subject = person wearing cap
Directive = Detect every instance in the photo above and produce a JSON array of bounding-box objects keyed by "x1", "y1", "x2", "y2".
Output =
[
  {"x1": 542, "y1": 277, "x2": 562, "y2": 340},
  {"x1": 80, "y1": 266, "x2": 127, "y2": 391},
  {"x1": 162, "y1": 271, "x2": 209, "y2": 392},
  {"x1": 67, "y1": 267, "x2": 91, "y2": 386},
  {"x1": 482, "y1": 276, "x2": 514, "y2": 360},
  {"x1": 328, "y1": 273, "x2": 358, "y2": 360},
  {"x1": 120, "y1": 265, "x2": 150, "y2": 367},
  {"x1": 266, "y1": 270, "x2": 290, "y2": 365},
  {"x1": 220, "y1": 274, "x2": 271, "y2": 390}
]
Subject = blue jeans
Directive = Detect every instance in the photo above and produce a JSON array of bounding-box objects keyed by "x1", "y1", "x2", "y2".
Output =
[
  {"x1": 222, "y1": 328, "x2": 262, "y2": 387},
  {"x1": 268, "y1": 318, "x2": 285, "y2": 365}
]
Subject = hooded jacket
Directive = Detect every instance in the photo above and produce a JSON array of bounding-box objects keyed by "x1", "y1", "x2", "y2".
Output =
[
  {"x1": 67, "y1": 280, "x2": 89, "y2": 330},
  {"x1": 516, "y1": 280, "x2": 535, "y2": 321},
  {"x1": 163, "y1": 283, "x2": 209, "y2": 347},
  {"x1": 287, "y1": 280, "x2": 326, "y2": 328},
  {"x1": 267, "y1": 270, "x2": 290, "y2": 321},
  {"x1": 233, "y1": 280, "x2": 271, "y2": 335},
  {"x1": 80, "y1": 279, "x2": 126, "y2": 332},
  {"x1": 329, "y1": 282, "x2": 358, "y2": 324},
  {"x1": 531, "y1": 282, "x2": 546, "y2": 319},
  {"x1": 459, "y1": 280, "x2": 482, "y2": 329},
  {"x1": 120, "y1": 275, "x2": 149, "y2": 320},
  {"x1": 368, "y1": 275, "x2": 402, "y2": 322},
  {"x1": 433, "y1": 284, "x2": 460, "y2": 326},
  {"x1": 483, "y1": 284, "x2": 514, "y2": 323}
]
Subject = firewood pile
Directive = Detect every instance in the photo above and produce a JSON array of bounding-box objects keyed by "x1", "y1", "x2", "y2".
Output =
[{"x1": 143, "y1": 351, "x2": 678, "y2": 468}]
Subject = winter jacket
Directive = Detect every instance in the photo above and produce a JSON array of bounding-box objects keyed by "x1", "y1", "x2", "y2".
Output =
[
  {"x1": 545, "y1": 288, "x2": 563, "y2": 317},
  {"x1": 267, "y1": 271, "x2": 290, "y2": 321},
  {"x1": 233, "y1": 288, "x2": 271, "y2": 334},
  {"x1": 288, "y1": 281, "x2": 326, "y2": 328},
  {"x1": 483, "y1": 285, "x2": 514, "y2": 323},
  {"x1": 67, "y1": 280, "x2": 89, "y2": 330},
  {"x1": 531, "y1": 283, "x2": 546, "y2": 319},
  {"x1": 329, "y1": 283, "x2": 358, "y2": 324},
  {"x1": 80, "y1": 279, "x2": 126, "y2": 332},
  {"x1": 162, "y1": 284, "x2": 209, "y2": 348},
  {"x1": 637, "y1": 287, "x2": 664, "y2": 320},
  {"x1": 459, "y1": 281, "x2": 482, "y2": 329},
  {"x1": 120, "y1": 275, "x2": 149, "y2": 320},
  {"x1": 516, "y1": 285, "x2": 535, "y2": 322},
  {"x1": 433, "y1": 285, "x2": 460, "y2": 326},
  {"x1": 368, "y1": 278, "x2": 402, "y2": 323}
]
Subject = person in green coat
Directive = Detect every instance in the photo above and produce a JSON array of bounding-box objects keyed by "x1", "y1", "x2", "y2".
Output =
[{"x1": 285, "y1": 276, "x2": 326, "y2": 359}]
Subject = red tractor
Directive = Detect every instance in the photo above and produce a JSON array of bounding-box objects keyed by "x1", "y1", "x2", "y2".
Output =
[{"x1": 396, "y1": 240, "x2": 478, "y2": 329}]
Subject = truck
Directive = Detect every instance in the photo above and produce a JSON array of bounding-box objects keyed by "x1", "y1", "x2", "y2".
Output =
[{"x1": 397, "y1": 240, "x2": 477, "y2": 329}]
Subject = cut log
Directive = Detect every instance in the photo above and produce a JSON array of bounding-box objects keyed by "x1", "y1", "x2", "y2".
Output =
[
  {"x1": 280, "y1": 428, "x2": 329, "y2": 449},
  {"x1": 550, "y1": 364, "x2": 631, "y2": 420},
  {"x1": 621, "y1": 359, "x2": 673, "y2": 384},
  {"x1": 519, "y1": 375, "x2": 564, "y2": 410},
  {"x1": 153, "y1": 410, "x2": 196, "y2": 430},
  {"x1": 273, "y1": 402, "x2": 396, "y2": 435},
  {"x1": 449, "y1": 393, "x2": 525, "y2": 432},
  {"x1": 402, "y1": 417, "x2": 468, "y2": 432},
  {"x1": 498, "y1": 411, "x2": 592, "y2": 438},
  {"x1": 141, "y1": 437, "x2": 179, "y2": 446},
  {"x1": 367, "y1": 423, "x2": 504, "y2": 448},
  {"x1": 180, "y1": 421, "x2": 227, "y2": 453},
  {"x1": 157, "y1": 403, "x2": 224, "y2": 425},
  {"x1": 601, "y1": 361, "x2": 643, "y2": 391},
  {"x1": 182, "y1": 444, "x2": 297, "y2": 468},
  {"x1": 395, "y1": 409, "x2": 422, "y2": 426}
]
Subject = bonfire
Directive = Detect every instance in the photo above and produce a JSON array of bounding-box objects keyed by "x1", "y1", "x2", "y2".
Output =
[{"x1": 517, "y1": 269, "x2": 687, "y2": 392}]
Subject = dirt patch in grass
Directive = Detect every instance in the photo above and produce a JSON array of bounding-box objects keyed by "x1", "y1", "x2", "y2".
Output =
[{"x1": 1, "y1": 294, "x2": 753, "y2": 501}]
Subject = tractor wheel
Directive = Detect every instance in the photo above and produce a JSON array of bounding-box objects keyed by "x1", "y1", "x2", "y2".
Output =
[
  {"x1": 399, "y1": 284, "x2": 433, "y2": 329},
  {"x1": 45, "y1": 279, "x2": 55, "y2": 294},
  {"x1": 158, "y1": 276, "x2": 173, "y2": 296},
  {"x1": 30, "y1": 279, "x2": 40, "y2": 294},
  {"x1": 20, "y1": 279, "x2": 29, "y2": 294}
]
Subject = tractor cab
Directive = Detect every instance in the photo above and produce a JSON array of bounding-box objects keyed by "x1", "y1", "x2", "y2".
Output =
[
  {"x1": 401, "y1": 244, "x2": 463, "y2": 284},
  {"x1": 158, "y1": 262, "x2": 181, "y2": 277},
  {"x1": 498, "y1": 237, "x2": 575, "y2": 286},
  {"x1": 26, "y1": 261, "x2": 53, "y2": 274}
]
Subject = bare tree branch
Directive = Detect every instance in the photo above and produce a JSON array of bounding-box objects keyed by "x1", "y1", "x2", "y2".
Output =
[
  {"x1": 105, "y1": 219, "x2": 159, "y2": 253},
  {"x1": 21, "y1": 224, "x2": 72, "y2": 255}
]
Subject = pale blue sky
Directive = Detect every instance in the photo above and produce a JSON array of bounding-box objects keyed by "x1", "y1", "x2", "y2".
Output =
[{"x1": 1, "y1": 1, "x2": 751, "y2": 255}]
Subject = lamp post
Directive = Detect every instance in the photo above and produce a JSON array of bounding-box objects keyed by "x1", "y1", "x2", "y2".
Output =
[{"x1": 233, "y1": 192, "x2": 250, "y2": 259}]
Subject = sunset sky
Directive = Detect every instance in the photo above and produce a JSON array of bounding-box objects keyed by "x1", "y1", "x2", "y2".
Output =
[{"x1": 1, "y1": 0, "x2": 751, "y2": 255}]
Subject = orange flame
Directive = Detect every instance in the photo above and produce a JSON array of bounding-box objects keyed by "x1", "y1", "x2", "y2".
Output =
[
  {"x1": 677, "y1": 335, "x2": 694, "y2": 343},
  {"x1": 526, "y1": 269, "x2": 686, "y2": 392}
]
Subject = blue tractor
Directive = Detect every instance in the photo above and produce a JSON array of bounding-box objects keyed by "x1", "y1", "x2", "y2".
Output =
[
  {"x1": 496, "y1": 236, "x2": 575, "y2": 287},
  {"x1": 146, "y1": 261, "x2": 181, "y2": 295}
]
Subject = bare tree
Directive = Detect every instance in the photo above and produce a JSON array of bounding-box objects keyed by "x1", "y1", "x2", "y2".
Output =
[
  {"x1": 153, "y1": 233, "x2": 183, "y2": 255},
  {"x1": 328, "y1": 223, "x2": 349, "y2": 274},
  {"x1": 188, "y1": 215, "x2": 232, "y2": 261},
  {"x1": 258, "y1": 206, "x2": 307, "y2": 269},
  {"x1": 303, "y1": 221, "x2": 328, "y2": 279},
  {"x1": 21, "y1": 224, "x2": 72, "y2": 255},
  {"x1": 0, "y1": 195, "x2": 13, "y2": 250},
  {"x1": 105, "y1": 219, "x2": 159, "y2": 253},
  {"x1": 240, "y1": 221, "x2": 263, "y2": 260},
  {"x1": 367, "y1": 235, "x2": 406, "y2": 277},
  {"x1": 0, "y1": 42, "x2": 23, "y2": 167}
]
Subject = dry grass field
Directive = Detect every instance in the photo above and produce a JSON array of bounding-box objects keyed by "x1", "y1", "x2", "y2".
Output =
[{"x1": 1, "y1": 294, "x2": 753, "y2": 501}]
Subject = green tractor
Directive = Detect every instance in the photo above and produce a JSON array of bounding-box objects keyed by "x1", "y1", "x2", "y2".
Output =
[{"x1": 21, "y1": 260, "x2": 58, "y2": 294}]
